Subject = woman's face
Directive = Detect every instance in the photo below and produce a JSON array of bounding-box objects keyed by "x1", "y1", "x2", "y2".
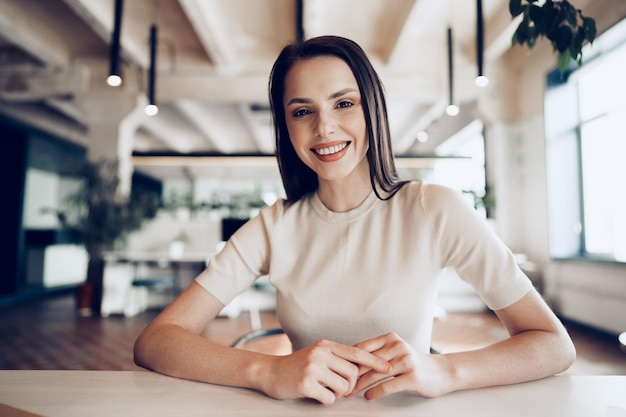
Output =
[{"x1": 283, "y1": 55, "x2": 369, "y2": 185}]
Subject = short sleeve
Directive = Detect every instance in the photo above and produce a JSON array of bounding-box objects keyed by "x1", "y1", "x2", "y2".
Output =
[
  {"x1": 425, "y1": 184, "x2": 532, "y2": 310},
  {"x1": 195, "y1": 201, "x2": 280, "y2": 305}
]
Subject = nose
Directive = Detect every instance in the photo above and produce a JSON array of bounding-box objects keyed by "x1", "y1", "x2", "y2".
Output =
[{"x1": 314, "y1": 109, "x2": 335, "y2": 138}]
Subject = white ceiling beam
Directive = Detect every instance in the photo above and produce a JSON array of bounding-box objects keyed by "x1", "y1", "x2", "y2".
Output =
[
  {"x1": 44, "y1": 97, "x2": 87, "y2": 126},
  {"x1": 174, "y1": 100, "x2": 257, "y2": 153},
  {"x1": 158, "y1": 71, "x2": 441, "y2": 103},
  {"x1": 0, "y1": 1, "x2": 70, "y2": 67},
  {"x1": 61, "y1": 0, "x2": 148, "y2": 68},
  {"x1": 133, "y1": 154, "x2": 279, "y2": 168},
  {"x1": 178, "y1": 0, "x2": 238, "y2": 72},
  {"x1": 484, "y1": 6, "x2": 523, "y2": 63},
  {"x1": 141, "y1": 107, "x2": 212, "y2": 154},
  {"x1": 0, "y1": 66, "x2": 88, "y2": 101},
  {"x1": 377, "y1": 0, "x2": 420, "y2": 65},
  {"x1": 409, "y1": 101, "x2": 479, "y2": 155},
  {"x1": 134, "y1": 128, "x2": 174, "y2": 152},
  {"x1": 455, "y1": 1, "x2": 521, "y2": 77},
  {"x1": 173, "y1": 100, "x2": 220, "y2": 149},
  {"x1": 387, "y1": 0, "x2": 448, "y2": 67},
  {"x1": 238, "y1": 104, "x2": 274, "y2": 154},
  {"x1": 131, "y1": 154, "x2": 455, "y2": 171},
  {"x1": 0, "y1": 101, "x2": 87, "y2": 146},
  {"x1": 393, "y1": 98, "x2": 448, "y2": 154},
  {"x1": 60, "y1": 0, "x2": 110, "y2": 46},
  {"x1": 157, "y1": 72, "x2": 272, "y2": 102}
]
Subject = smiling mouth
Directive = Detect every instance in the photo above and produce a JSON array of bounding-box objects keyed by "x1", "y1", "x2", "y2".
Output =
[{"x1": 312, "y1": 142, "x2": 349, "y2": 156}]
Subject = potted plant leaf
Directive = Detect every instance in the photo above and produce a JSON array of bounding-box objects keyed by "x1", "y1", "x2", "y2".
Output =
[
  {"x1": 509, "y1": 0, "x2": 597, "y2": 73},
  {"x1": 66, "y1": 158, "x2": 159, "y2": 316}
]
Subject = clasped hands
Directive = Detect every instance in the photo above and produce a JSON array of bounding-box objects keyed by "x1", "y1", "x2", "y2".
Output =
[{"x1": 259, "y1": 332, "x2": 447, "y2": 405}]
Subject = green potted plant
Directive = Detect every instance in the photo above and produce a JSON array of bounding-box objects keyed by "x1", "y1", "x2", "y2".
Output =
[
  {"x1": 66, "y1": 158, "x2": 159, "y2": 316},
  {"x1": 463, "y1": 187, "x2": 496, "y2": 218},
  {"x1": 509, "y1": 0, "x2": 597, "y2": 73}
]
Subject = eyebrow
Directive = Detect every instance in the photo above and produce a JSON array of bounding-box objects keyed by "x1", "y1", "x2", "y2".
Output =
[{"x1": 286, "y1": 88, "x2": 358, "y2": 106}]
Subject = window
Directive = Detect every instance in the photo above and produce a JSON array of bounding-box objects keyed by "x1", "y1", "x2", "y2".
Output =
[
  {"x1": 432, "y1": 119, "x2": 489, "y2": 218},
  {"x1": 545, "y1": 18, "x2": 626, "y2": 262}
]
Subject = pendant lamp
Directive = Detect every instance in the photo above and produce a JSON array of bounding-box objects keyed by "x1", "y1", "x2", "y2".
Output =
[
  {"x1": 107, "y1": 0, "x2": 124, "y2": 87},
  {"x1": 296, "y1": 0, "x2": 304, "y2": 43},
  {"x1": 145, "y1": 23, "x2": 158, "y2": 116},
  {"x1": 446, "y1": 27, "x2": 459, "y2": 116},
  {"x1": 475, "y1": 0, "x2": 489, "y2": 87}
]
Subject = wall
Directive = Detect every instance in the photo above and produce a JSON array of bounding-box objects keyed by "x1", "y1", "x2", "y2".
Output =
[
  {"x1": 545, "y1": 261, "x2": 626, "y2": 335},
  {"x1": 484, "y1": 5, "x2": 626, "y2": 335}
]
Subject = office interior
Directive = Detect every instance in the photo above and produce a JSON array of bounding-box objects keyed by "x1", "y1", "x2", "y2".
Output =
[{"x1": 1, "y1": 0, "x2": 625, "y2": 365}]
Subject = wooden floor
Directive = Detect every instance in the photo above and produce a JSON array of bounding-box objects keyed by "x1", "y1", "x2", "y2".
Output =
[{"x1": 1, "y1": 292, "x2": 625, "y2": 375}]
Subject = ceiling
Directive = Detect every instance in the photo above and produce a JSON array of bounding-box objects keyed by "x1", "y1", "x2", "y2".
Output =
[{"x1": 0, "y1": 0, "x2": 525, "y2": 181}]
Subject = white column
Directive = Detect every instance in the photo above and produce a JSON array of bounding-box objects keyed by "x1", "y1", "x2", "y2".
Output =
[{"x1": 76, "y1": 61, "x2": 148, "y2": 196}]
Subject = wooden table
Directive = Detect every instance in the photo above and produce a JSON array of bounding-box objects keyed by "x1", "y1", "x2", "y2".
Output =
[{"x1": 1, "y1": 371, "x2": 625, "y2": 417}]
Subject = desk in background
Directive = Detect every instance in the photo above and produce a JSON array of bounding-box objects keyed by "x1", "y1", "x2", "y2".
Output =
[
  {"x1": 101, "y1": 252, "x2": 208, "y2": 317},
  {"x1": 1, "y1": 371, "x2": 625, "y2": 417}
]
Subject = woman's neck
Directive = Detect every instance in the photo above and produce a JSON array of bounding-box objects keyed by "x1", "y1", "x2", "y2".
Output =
[{"x1": 316, "y1": 174, "x2": 372, "y2": 213}]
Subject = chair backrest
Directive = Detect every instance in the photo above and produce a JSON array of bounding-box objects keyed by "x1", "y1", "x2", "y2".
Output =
[
  {"x1": 231, "y1": 328, "x2": 285, "y2": 348},
  {"x1": 231, "y1": 328, "x2": 441, "y2": 355},
  {"x1": 230, "y1": 328, "x2": 291, "y2": 356}
]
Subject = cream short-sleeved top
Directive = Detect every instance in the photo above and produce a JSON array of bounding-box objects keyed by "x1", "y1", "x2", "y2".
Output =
[{"x1": 196, "y1": 181, "x2": 532, "y2": 352}]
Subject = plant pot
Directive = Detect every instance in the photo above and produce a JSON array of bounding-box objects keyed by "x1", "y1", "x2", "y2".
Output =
[
  {"x1": 76, "y1": 283, "x2": 94, "y2": 317},
  {"x1": 85, "y1": 255, "x2": 105, "y2": 316}
]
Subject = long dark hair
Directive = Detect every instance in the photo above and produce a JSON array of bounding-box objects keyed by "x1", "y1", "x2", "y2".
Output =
[{"x1": 269, "y1": 35, "x2": 406, "y2": 203}]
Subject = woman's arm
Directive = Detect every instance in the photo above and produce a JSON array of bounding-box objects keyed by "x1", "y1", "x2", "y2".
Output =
[
  {"x1": 133, "y1": 282, "x2": 251, "y2": 385},
  {"x1": 133, "y1": 282, "x2": 391, "y2": 405},
  {"x1": 351, "y1": 287, "x2": 576, "y2": 400},
  {"x1": 447, "y1": 288, "x2": 576, "y2": 390}
]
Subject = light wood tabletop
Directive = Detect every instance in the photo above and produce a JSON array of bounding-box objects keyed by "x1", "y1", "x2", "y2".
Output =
[{"x1": 1, "y1": 370, "x2": 625, "y2": 417}]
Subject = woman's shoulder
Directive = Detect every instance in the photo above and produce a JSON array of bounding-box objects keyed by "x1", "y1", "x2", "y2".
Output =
[
  {"x1": 392, "y1": 181, "x2": 477, "y2": 226},
  {"x1": 395, "y1": 181, "x2": 483, "y2": 238},
  {"x1": 257, "y1": 197, "x2": 286, "y2": 222},
  {"x1": 257, "y1": 193, "x2": 313, "y2": 222},
  {"x1": 396, "y1": 180, "x2": 463, "y2": 207},
  {"x1": 399, "y1": 179, "x2": 451, "y2": 194}
]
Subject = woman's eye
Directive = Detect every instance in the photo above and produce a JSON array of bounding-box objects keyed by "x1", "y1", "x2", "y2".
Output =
[
  {"x1": 293, "y1": 108, "x2": 311, "y2": 117},
  {"x1": 336, "y1": 100, "x2": 354, "y2": 109}
]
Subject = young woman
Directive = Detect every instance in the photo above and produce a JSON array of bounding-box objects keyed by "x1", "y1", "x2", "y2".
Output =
[{"x1": 134, "y1": 35, "x2": 575, "y2": 405}]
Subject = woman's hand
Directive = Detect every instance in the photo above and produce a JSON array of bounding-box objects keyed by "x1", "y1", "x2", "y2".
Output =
[
  {"x1": 350, "y1": 332, "x2": 450, "y2": 400},
  {"x1": 257, "y1": 339, "x2": 392, "y2": 405}
]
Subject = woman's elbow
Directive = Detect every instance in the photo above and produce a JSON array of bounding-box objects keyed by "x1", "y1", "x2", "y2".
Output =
[
  {"x1": 133, "y1": 329, "x2": 153, "y2": 370},
  {"x1": 553, "y1": 329, "x2": 577, "y2": 374},
  {"x1": 562, "y1": 334, "x2": 577, "y2": 370}
]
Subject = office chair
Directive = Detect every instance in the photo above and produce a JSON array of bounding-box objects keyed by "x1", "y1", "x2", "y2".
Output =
[{"x1": 231, "y1": 328, "x2": 286, "y2": 349}]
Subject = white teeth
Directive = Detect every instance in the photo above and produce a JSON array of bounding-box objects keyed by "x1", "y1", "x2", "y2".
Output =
[{"x1": 314, "y1": 143, "x2": 347, "y2": 156}]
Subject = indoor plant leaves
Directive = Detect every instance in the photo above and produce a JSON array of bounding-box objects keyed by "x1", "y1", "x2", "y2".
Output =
[{"x1": 509, "y1": 0, "x2": 596, "y2": 73}]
